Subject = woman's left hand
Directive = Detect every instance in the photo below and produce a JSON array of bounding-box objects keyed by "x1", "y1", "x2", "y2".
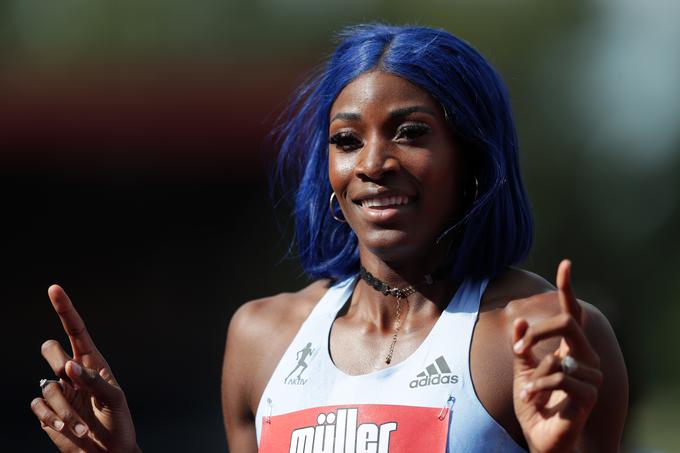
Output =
[{"x1": 512, "y1": 260, "x2": 603, "y2": 453}]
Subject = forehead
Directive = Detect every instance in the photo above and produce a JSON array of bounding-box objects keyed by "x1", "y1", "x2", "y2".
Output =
[{"x1": 330, "y1": 71, "x2": 440, "y2": 118}]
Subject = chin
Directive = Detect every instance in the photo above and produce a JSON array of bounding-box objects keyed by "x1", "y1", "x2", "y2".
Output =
[{"x1": 358, "y1": 229, "x2": 430, "y2": 264}]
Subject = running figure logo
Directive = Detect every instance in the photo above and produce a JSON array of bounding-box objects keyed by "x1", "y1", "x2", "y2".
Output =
[{"x1": 285, "y1": 342, "x2": 314, "y2": 385}]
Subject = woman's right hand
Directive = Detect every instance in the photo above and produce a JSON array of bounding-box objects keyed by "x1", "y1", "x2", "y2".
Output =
[{"x1": 30, "y1": 285, "x2": 141, "y2": 453}]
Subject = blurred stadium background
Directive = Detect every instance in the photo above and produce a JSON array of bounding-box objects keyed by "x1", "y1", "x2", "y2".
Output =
[{"x1": 2, "y1": 0, "x2": 678, "y2": 451}]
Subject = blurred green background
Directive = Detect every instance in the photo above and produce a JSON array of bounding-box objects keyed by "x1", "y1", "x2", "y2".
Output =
[{"x1": 2, "y1": 0, "x2": 678, "y2": 451}]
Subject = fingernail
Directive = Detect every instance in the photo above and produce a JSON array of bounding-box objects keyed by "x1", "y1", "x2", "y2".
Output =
[
  {"x1": 75, "y1": 423, "x2": 87, "y2": 437},
  {"x1": 513, "y1": 339, "x2": 524, "y2": 353},
  {"x1": 70, "y1": 361, "x2": 82, "y2": 376},
  {"x1": 523, "y1": 382, "x2": 534, "y2": 392},
  {"x1": 54, "y1": 420, "x2": 64, "y2": 431},
  {"x1": 519, "y1": 389, "x2": 528, "y2": 402}
]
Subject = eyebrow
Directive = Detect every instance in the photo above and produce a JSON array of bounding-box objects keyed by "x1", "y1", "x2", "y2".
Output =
[
  {"x1": 330, "y1": 105, "x2": 436, "y2": 123},
  {"x1": 389, "y1": 105, "x2": 436, "y2": 118},
  {"x1": 330, "y1": 112, "x2": 361, "y2": 123}
]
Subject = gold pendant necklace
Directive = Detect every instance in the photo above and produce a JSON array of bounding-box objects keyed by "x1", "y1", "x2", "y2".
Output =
[
  {"x1": 358, "y1": 266, "x2": 436, "y2": 364},
  {"x1": 384, "y1": 296, "x2": 409, "y2": 364}
]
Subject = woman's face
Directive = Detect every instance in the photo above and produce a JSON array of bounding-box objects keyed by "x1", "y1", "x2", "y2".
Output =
[{"x1": 328, "y1": 71, "x2": 464, "y2": 262}]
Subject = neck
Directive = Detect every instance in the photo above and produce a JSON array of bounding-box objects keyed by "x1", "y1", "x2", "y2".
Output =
[
  {"x1": 349, "y1": 247, "x2": 457, "y2": 330},
  {"x1": 357, "y1": 239, "x2": 454, "y2": 288}
]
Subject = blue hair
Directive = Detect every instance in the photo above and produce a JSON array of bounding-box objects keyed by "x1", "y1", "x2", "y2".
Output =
[{"x1": 273, "y1": 24, "x2": 533, "y2": 281}]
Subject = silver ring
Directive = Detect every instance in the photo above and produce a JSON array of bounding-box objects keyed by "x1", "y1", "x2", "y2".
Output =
[
  {"x1": 39, "y1": 379, "x2": 58, "y2": 390},
  {"x1": 560, "y1": 355, "x2": 578, "y2": 375}
]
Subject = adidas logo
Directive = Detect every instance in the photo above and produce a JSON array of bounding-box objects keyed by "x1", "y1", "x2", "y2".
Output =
[{"x1": 409, "y1": 356, "x2": 459, "y2": 388}]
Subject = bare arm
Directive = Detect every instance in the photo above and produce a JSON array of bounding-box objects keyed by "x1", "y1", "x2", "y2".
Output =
[
  {"x1": 221, "y1": 303, "x2": 260, "y2": 453},
  {"x1": 579, "y1": 302, "x2": 628, "y2": 452}
]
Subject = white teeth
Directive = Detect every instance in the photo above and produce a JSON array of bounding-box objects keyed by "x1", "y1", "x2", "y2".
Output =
[{"x1": 360, "y1": 195, "x2": 410, "y2": 208}]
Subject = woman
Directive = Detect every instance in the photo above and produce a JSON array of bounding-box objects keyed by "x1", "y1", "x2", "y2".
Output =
[{"x1": 31, "y1": 24, "x2": 628, "y2": 452}]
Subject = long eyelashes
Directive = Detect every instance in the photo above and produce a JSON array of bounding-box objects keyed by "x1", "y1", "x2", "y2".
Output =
[
  {"x1": 328, "y1": 131, "x2": 362, "y2": 151},
  {"x1": 328, "y1": 123, "x2": 431, "y2": 151},
  {"x1": 394, "y1": 123, "x2": 431, "y2": 140}
]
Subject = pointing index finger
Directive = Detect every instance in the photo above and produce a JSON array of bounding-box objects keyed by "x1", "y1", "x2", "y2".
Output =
[
  {"x1": 556, "y1": 259, "x2": 582, "y2": 324},
  {"x1": 48, "y1": 284, "x2": 97, "y2": 358}
]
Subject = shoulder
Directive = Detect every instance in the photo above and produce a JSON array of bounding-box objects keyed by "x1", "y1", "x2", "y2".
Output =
[
  {"x1": 478, "y1": 267, "x2": 559, "y2": 342},
  {"x1": 228, "y1": 279, "x2": 331, "y2": 344},
  {"x1": 483, "y1": 267, "x2": 623, "y2": 346},
  {"x1": 222, "y1": 279, "x2": 331, "y2": 411},
  {"x1": 482, "y1": 267, "x2": 625, "y2": 356},
  {"x1": 482, "y1": 267, "x2": 554, "y2": 315}
]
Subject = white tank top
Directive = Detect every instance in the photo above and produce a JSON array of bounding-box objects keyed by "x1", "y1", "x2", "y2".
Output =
[{"x1": 255, "y1": 276, "x2": 526, "y2": 453}]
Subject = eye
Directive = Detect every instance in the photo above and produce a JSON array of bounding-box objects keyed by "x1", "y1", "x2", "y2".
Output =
[
  {"x1": 394, "y1": 123, "x2": 431, "y2": 141},
  {"x1": 329, "y1": 131, "x2": 363, "y2": 151}
]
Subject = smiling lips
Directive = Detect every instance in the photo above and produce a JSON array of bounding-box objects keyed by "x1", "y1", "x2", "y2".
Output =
[{"x1": 356, "y1": 195, "x2": 413, "y2": 209}]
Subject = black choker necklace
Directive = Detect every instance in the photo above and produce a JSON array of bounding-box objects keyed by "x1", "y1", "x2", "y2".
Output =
[
  {"x1": 358, "y1": 265, "x2": 450, "y2": 299},
  {"x1": 358, "y1": 265, "x2": 451, "y2": 364}
]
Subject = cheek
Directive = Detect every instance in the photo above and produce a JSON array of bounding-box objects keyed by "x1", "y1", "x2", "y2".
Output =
[
  {"x1": 328, "y1": 152, "x2": 355, "y2": 194},
  {"x1": 420, "y1": 151, "x2": 464, "y2": 214}
]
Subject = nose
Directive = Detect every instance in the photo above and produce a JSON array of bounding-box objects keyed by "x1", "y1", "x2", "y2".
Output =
[{"x1": 353, "y1": 136, "x2": 399, "y2": 180}]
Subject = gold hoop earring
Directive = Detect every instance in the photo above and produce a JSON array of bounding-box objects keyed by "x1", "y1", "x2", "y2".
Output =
[{"x1": 329, "y1": 192, "x2": 347, "y2": 223}]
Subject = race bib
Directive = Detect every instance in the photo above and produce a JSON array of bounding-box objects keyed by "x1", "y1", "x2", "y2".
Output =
[{"x1": 260, "y1": 404, "x2": 449, "y2": 453}]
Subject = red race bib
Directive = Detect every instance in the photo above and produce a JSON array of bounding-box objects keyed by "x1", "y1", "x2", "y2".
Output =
[{"x1": 260, "y1": 404, "x2": 449, "y2": 453}]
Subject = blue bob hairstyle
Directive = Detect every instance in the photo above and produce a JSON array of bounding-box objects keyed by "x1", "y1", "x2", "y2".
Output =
[{"x1": 273, "y1": 23, "x2": 533, "y2": 282}]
